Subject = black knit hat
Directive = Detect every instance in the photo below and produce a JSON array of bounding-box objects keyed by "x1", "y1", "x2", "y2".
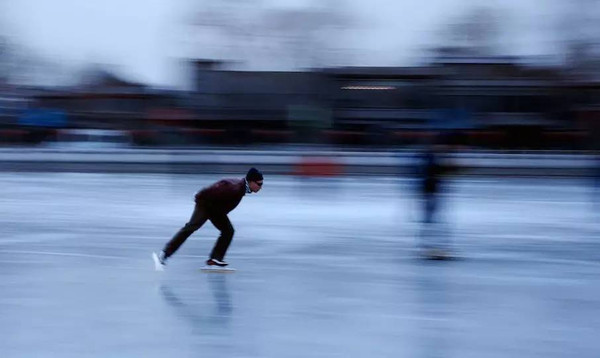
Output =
[{"x1": 246, "y1": 167, "x2": 263, "y2": 182}]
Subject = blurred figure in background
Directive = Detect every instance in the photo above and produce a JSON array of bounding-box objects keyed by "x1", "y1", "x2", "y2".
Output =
[{"x1": 415, "y1": 133, "x2": 457, "y2": 260}]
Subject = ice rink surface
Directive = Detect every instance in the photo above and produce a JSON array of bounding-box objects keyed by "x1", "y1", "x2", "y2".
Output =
[{"x1": 1, "y1": 173, "x2": 599, "y2": 357}]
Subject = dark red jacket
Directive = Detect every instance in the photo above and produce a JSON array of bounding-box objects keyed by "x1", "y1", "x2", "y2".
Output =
[{"x1": 194, "y1": 178, "x2": 246, "y2": 215}]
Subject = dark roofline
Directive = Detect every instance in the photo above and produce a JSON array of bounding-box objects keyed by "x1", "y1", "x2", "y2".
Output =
[
  {"x1": 433, "y1": 55, "x2": 520, "y2": 65},
  {"x1": 322, "y1": 66, "x2": 441, "y2": 79}
]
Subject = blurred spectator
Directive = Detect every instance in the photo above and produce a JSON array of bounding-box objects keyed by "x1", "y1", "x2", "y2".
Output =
[{"x1": 415, "y1": 133, "x2": 458, "y2": 260}]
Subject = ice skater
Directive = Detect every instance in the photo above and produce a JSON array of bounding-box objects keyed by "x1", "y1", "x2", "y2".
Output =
[
  {"x1": 415, "y1": 134, "x2": 457, "y2": 259},
  {"x1": 153, "y1": 168, "x2": 264, "y2": 270}
]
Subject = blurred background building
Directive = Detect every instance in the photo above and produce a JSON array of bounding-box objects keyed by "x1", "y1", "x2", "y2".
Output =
[
  {"x1": 2, "y1": 55, "x2": 598, "y2": 150},
  {"x1": 0, "y1": 0, "x2": 598, "y2": 150}
]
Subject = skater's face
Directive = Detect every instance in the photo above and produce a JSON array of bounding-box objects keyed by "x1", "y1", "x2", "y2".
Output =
[{"x1": 249, "y1": 180, "x2": 263, "y2": 193}]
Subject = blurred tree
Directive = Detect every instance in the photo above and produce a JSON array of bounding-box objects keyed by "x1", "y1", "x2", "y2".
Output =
[
  {"x1": 193, "y1": 0, "x2": 263, "y2": 65},
  {"x1": 262, "y1": 1, "x2": 355, "y2": 69},
  {"x1": 558, "y1": 0, "x2": 600, "y2": 73},
  {"x1": 0, "y1": 35, "x2": 72, "y2": 86},
  {"x1": 0, "y1": 36, "x2": 9, "y2": 82},
  {"x1": 432, "y1": 6, "x2": 504, "y2": 57},
  {"x1": 192, "y1": 0, "x2": 357, "y2": 69}
]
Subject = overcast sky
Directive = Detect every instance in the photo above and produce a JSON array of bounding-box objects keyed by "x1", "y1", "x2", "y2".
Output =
[{"x1": 1, "y1": 0, "x2": 579, "y2": 87}]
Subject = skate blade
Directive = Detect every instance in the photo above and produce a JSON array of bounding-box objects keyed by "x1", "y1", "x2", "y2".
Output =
[
  {"x1": 152, "y1": 252, "x2": 164, "y2": 272},
  {"x1": 200, "y1": 266, "x2": 236, "y2": 273}
]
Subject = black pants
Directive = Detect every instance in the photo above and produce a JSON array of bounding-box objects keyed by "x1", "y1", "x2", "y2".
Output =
[
  {"x1": 423, "y1": 192, "x2": 438, "y2": 224},
  {"x1": 163, "y1": 202, "x2": 234, "y2": 261}
]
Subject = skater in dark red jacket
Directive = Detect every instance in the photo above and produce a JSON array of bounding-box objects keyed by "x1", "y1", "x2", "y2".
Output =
[{"x1": 153, "y1": 168, "x2": 263, "y2": 270}]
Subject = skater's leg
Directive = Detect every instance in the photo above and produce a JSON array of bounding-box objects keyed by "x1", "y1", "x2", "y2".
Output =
[
  {"x1": 209, "y1": 215, "x2": 234, "y2": 261},
  {"x1": 418, "y1": 193, "x2": 437, "y2": 248},
  {"x1": 163, "y1": 204, "x2": 208, "y2": 258},
  {"x1": 424, "y1": 193, "x2": 437, "y2": 224}
]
